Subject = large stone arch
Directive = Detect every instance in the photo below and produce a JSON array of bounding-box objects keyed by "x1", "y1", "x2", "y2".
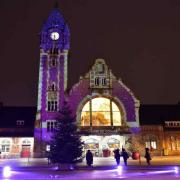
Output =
[
  {"x1": 68, "y1": 79, "x2": 90, "y2": 116},
  {"x1": 112, "y1": 79, "x2": 140, "y2": 127},
  {"x1": 68, "y1": 78, "x2": 139, "y2": 129},
  {"x1": 76, "y1": 94, "x2": 127, "y2": 127}
]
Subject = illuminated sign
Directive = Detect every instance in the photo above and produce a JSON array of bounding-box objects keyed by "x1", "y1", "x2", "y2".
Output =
[{"x1": 79, "y1": 127, "x2": 130, "y2": 135}]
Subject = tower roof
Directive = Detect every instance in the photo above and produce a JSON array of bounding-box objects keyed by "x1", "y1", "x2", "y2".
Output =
[{"x1": 42, "y1": 7, "x2": 69, "y2": 35}]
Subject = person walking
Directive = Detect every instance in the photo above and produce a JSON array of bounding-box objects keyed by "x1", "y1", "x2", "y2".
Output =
[
  {"x1": 121, "y1": 148, "x2": 129, "y2": 166},
  {"x1": 86, "y1": 150, "x2": 93, "y2": 166},
  {"x1": 114, "y1": 148, "x2": 121, "y2": 165},
  {"x1": 144, "y1": 148, "x2": 151, "y2": 165}
]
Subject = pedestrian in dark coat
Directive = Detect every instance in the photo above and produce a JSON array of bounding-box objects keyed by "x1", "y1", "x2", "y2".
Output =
[
  {"x1": 114, "y1": 148, "x2": 121, "y2": 165},
  {"x1": 121, "y1": 148, "x2": 129, "y2": 166},
  {"x1": 144, "y1": 148, "x2": 151, "y2": 165},
  {"x1": 86, "y1": 150, "x2": 93, "y2": 166}
]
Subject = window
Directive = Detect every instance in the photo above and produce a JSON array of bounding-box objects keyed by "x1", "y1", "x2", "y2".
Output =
[
  {"x1": 50, "y1": 48, "x2": 58, "y2": 54},
  {"x1": 47, "y1": 120, "x2": 57, "y2": 132},
  {"x1": 47, "y1": 100, "x2": 58, "y2": 111},
  {"x1": 52, "y1": 58, "x2": 56, "y2": 66},
  {"x1": 168, "y1": 136, "x2": 178, "y2": 151},
  {"x1": 54, "y1": 48, "x2": 58, "y2": 54},
  {"x1": 97, "y1": 64, "x2": 104, "y2": 74},
  {"x1": 81, "y1": 97, "x2": 121, "y2": 126},
  {"x1": 107, "y1": 138, "x2": 120, "y2": 149},
  {"x1": 102, "y1": 78, "x2": 107, "y2": 86},
  {"x1": 94, "y1": 77, "x2": 108, "y2": 86},
  {"x1": 95, "y1": 77, "x2": 100, "y2": 86},
  {"x1": 22, "y1": 139, "x2": 31, "y2": 145},
  {"x1": 16, "y1": 120, "x2": 24, "y2": 126},
  {"x1": 1, "y1": 139, "x2": 10, "y2": 152},
  {"x1": 52, "y1": 84, "x2": 55, "y2": 91},
  {"x1": 49, "y1": 56, "x2": 58, "y2": 67},
  {"x1": 165, "y1": 121, "x2": 180, "y2": 127},
  {"x1": 49, "y1": 57, "x2": 57, "y2": 67},
  {"x1": 84, "y1": 138, "x2": 99, "y2": 150},
  {"x1": 145, "y1": 141, "x2": 157, "y2": 150},
  {"x1": 48, "y1": 83, "x2": 57, "y2": 91},
  {"x1": 177, "y1": 138, "x2": 180, "y2": 150},
  {"x1": 46, "y1": 145, "x2": 50, "y2": 151}
]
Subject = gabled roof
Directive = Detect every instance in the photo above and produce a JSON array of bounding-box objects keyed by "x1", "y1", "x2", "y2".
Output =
[{"x1": 139, "y1": 104, "x2": 180, "y2": 125}]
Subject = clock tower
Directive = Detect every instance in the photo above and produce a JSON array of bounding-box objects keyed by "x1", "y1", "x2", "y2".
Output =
[{"x1": 34, "y1": 5, "x2": 70, "y2": 157}]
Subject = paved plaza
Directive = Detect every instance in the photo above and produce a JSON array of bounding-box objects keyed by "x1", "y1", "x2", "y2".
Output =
[{"x1": 1, "y1": 156, "x2": 180, "y2": 179}]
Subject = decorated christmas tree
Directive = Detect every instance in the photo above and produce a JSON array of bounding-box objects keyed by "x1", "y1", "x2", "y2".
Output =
[{"x1": 49, "y1": 101, "x2": 83, "y2": 166}]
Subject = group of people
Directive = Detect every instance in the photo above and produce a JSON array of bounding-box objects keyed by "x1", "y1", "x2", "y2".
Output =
[
  {"x1": 114, "y1": 147, "x2": 152, "y2": 166},
  {"x1": 86, "y1": 147, "x2": 152, "y2": 166},
  {"x1": 114, "y1": 148, "x2": 129, "y2": 166}
]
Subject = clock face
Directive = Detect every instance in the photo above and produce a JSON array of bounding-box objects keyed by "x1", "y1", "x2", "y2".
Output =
[{"x1": 50, "y1": 32, "x2": 59, "y2": 40}]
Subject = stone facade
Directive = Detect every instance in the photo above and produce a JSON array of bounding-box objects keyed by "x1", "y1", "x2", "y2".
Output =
[
  {"x1": 34, "y1": 6, "x2": 180, "y2": 157},
  {"x1": 34, "y1": 7, "x2": 140, "y2": 157},
  {"x1": 34, "y1": 7, "x2": 70, "y2": 157}
]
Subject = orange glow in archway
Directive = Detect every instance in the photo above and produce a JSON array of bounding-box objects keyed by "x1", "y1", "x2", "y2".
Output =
[{"x1": 81, "y1": 97, "x2": 121, "y2": 126}]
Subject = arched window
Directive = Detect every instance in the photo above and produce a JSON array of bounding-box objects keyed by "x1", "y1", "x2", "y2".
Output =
[
  {"x1": 107, "y1": 138, "x2": 120, "y2": 149},
  {"x1": 22, "y1": 139, "x2": 31, "y2": 145},
  {"x1": 144, "y1": 135, "x2": 157, "y2": 150},
  {"x1": 52, "y1": 83, "x2": 56, "y2": 91},
  {"x1": 94, "y1": 77, "x2": 100, "y2": 86},
  {"x1": 84, "y1": 138, "x2": 99, "y2": 151},
  {"x1": 85, "y1": 138, "x2": 99, "y2": 144},
  {"x1": 47, "y1": 100, "x2": 58, "y2": 111},
  {"x1": 1, "y1": 139, "x2": 10, "y2": 152},
  {"x1": 81, "y1": 97, "x2": 121, "y2": 126}
]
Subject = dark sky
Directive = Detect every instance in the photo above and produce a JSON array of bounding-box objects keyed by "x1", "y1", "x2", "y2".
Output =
[{"x1": 0, "y1": 0, "x2": 180, "y2": 106}]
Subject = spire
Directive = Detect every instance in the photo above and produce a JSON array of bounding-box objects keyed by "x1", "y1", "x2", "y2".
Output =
[
  {"x1": 42, "y1": 6, "x2": 70, "y2": 35},
  {"x1": 40, "y1": 3, "x2": 70, "y2": 50}
]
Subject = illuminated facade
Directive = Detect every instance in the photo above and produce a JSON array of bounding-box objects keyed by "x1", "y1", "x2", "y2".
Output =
[
  {"x1": 33, "y1": 6, "x2": 180, "y2": 158},
  {"x1": 0, "y1": 138, "x2": 34, "y2": 158},
  {"x1": 34, "y1": 7, "x2": 70, "y2": 157},
  {"x1": 0, "y1": 106, "x2": 36, "y2": 158},
  {"x1": 34, "y1": 6, "x2": 140, "y2": 157},
  {"x1": 0, "y1": 7, "x2": 179, "y2": 158},
  {"x1": 139, "y1": 106, "x2": 180, "y2": 156},
  {"x1": 68, "y1": 58, "x2": 140, "y2": 157}
]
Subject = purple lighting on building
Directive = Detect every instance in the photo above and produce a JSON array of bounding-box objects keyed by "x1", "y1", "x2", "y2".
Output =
[{"x1": 34, "y1": 5, "x2": 140, "y2": 157}]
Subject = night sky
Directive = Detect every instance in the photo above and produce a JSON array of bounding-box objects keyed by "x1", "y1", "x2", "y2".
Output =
[{"x1": 0, "y1": 0, "x2": 180, "y2": 106}]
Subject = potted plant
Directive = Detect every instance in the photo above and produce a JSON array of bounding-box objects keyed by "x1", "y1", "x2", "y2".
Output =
[{"x1": 130, "y1": 147, "x2": 140, "y2": 160}]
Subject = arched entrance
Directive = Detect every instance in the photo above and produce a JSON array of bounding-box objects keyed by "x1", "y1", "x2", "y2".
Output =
[
  {"x1": 84, "y1": 138, "x2": 99, "y2": 157},
  {"x1": 79, "y1": 96, "x2": 128, "y2": 157},
  {"x1": 107, "y1": 138, "x2": 120, "y2": 156}
]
